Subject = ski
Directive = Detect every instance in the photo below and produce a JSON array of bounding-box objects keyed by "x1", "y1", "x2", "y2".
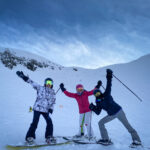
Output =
[
  {"x1": 73, "y1": 140, "x2": 113, "y2": 146},
  {"x1": 129, "y1": 145, "x2": 150, "y2": 149},
  {"x1": 143, "y1": 146, "x2": 150, "y2": 150},
  {"x1": 6, "y1": 141, "x2": 70, "y2": 150},
  {"x1": 62, "y1": 136, "x2": 84, "y2": 141},
  {"x1": 63, "y1": 136, "x2": 74, "y2": 141},
  {"x1": 72, "y1": 140, "x2": 96, "y2": 144},
  {"x1": 62, "y1": 136, "x2": 99, "y2": 145}
]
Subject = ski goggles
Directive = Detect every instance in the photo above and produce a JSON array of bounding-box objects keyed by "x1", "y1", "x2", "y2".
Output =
[
  {"x1": 94, "y1": 91, "x2": 101, "y2": 97},
  {"x1": 77, "y1": 87, "x2": 84, "y2": 90},
  {"x1": 45, "y1": 80, "x2": 53, "y2": 86},
  {"x1": 77, "y1": 87, "x2": 84, "y2": 92}
]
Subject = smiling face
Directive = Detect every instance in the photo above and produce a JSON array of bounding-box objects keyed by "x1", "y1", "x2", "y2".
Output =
[
  {"x1": 76, "y1": 87, "x2": 84, "y2": 93},
  {"x1": 76, "y1": 84, "x2": 84, "y2": 93},
  {"x1": 93, "y1": 89, "x2": 102, "y2": 98},
  {"x1": 94, "y1": 91, "x2": 101, "y2": 97}
]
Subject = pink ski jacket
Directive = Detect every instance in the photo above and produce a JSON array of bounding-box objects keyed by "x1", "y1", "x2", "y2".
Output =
[{"x1": 64, "y1": 89, "x2": 95, "y2": 114}]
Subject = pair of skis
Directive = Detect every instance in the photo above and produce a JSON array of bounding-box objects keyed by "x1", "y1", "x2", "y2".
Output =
[
  {"x1": 62, "y1": 136, "x2": 112, "y2": 145},
  {"x1": 63, "y1": 136, "x2": 150, "y2": 150}
]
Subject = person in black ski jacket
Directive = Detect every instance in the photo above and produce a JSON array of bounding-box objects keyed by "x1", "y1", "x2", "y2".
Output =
[{"x1": 89, "y1": 69, "x2": 141, "y2": 147}]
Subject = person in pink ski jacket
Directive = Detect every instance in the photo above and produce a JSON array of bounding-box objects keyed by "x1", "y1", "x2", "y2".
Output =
[{"x1": 60, "y1": 81, "x2": 101, "y2": 138}]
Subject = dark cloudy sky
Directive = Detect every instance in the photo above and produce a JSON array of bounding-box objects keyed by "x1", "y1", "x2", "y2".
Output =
[{"x1": 0, "y1": 0, "x2": 150, "y2": 68}]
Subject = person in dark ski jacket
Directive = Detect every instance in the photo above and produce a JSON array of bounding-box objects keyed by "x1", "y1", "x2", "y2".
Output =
[
  {"x1": 89, "y1": 69, "x2": 141, "y2": 146},
  {"x1": 16, "y1": 71, "x2": 56, "y2": 144}
]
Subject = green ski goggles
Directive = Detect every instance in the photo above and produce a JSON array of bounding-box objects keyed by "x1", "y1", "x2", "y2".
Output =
[{"x1": 45, "y1": 80, "x2": 53, "y2": 85}]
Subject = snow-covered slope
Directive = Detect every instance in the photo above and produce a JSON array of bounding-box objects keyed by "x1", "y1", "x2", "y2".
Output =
[{"x1": 0, "y1": 48, "x2": 150, "y2": 150}]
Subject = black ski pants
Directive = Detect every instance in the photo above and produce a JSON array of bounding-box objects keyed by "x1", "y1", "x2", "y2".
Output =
[{"x1": 26, "y1": 110, "x2": 53, "y2": 140}]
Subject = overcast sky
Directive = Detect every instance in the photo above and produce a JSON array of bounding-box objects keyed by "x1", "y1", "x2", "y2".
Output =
[{"x1": 0, "y1": 0, "x2": 150, "y2": 68}]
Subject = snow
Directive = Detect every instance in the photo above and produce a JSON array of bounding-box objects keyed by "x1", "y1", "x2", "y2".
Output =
[{"x1": 0, "y1": 48, "x2": 150, "y2": 150}]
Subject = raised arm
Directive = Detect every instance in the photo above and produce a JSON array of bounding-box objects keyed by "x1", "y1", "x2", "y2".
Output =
[
  {"x1": 16, "y1": 71, "x2": 40, "y2": 90},
  {"x1": 27, "y1": 79, "x2": 41, "y2": 90},
  {"x1": 60, "y1": 83, "x2": 76, "y2": 98},
  {"x1": 86, "y1": 80, "x2": 102, "y2": 96},
  {"x1": 104, "y1": 69, "x2": 113, "y2": 96},
  {"x1": 86, "y1": 89, "x2": 95, "y2": 96},
  {"x1": 64, "y1": 90, "x2": 76, "y2": 98}
]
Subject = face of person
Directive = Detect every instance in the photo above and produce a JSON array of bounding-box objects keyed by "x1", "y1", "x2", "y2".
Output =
[
  {"x1": 45, "y1": 80, "x2": 53, "y2": 88},
  {"x1": 94, "y1": 91, "x2": 101, "y2": 97},
  {"x1": 77, "y1": 87, "x2": 84, "y2": 93}
]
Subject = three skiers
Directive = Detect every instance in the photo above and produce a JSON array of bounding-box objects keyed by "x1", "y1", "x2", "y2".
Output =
[
  {"x1": 16, "y1": 71, "x2": 56, "y2": 144},
  {"x1": 89, "y1": 69, "x2": 141, "y2": 147},
  {"x1": 59, "y1": 82, "x2": 101, "y2": 138},
  {"x1": 16, "y1": 69, "x2": 141, "y2": 147}
]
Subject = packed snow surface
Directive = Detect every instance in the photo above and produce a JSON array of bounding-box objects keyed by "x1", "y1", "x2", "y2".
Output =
[{"x1": 0, "y1": 48, "x2": 150, "y2": 150}]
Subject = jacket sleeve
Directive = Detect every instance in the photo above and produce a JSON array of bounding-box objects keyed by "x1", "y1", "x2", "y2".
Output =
[
  {"x1": 104, "y1": 78, "x2": 112, "y2": 96},
  {"x1": 27, "y1": 79, "x2": 41, "y2": 91},
  {"x1": 86, "y1": 88, "x2": 96, "y2": 96},
  {"x1": 64, "y1": 90, "x2": 77, "y2": 98},
  {"x1": 92, "y1": 103, "x2": 102, "y2": 115}
]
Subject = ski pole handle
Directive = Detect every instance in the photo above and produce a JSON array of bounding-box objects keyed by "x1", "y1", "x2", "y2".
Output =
[{"x1": 113, "y1": 74, "x2": 143, "y2": 102}]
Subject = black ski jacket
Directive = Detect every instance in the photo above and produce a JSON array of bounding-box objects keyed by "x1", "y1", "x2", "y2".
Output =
[{"x1": 92, "y1": 78, "x2": 122, "y2": 116}]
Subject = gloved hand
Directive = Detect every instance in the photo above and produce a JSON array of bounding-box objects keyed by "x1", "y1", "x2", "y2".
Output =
[
  {"x1": 89, "y1": 103, "x2": 96, "y2": 111},
  {"x1": 16, "y1": 71, "x2": 29, "y2": 82},
  {"x1": 49, "y1": 109, "x2": 53, "y2": 114},
  {"x1": 106, "y1": 69, "x2": 113, "y2": 79},
  {"x1": 60, "y1": 83, "x2": 66, "y2": 92},
  {"x1": 95, "y1": 80, "x2": 102, "y2": 89}
]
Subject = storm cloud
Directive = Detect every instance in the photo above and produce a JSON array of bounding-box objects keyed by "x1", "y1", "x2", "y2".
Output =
[{"x1": 0, "y1": 0, "x2": 150, "y2": 68}]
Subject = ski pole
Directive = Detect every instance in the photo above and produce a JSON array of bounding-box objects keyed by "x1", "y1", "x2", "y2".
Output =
[
  {"x1": 89, "y1": 111, "x2": 92, "y2": 140},
  {"x1": 55, "y1": 87, "x2": 60, "y2": 94},
  {"x1": 112, "y1": 74, "x2": 143, "y2": 102},
  {"x1": 101, "y1": 85, "x2": 105, "y2": 90}
]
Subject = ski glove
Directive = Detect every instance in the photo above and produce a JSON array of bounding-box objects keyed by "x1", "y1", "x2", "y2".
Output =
[
  {"x1": 89, "y1": 103, "x2": 96, "y2": 111},
  {"x1": 16, "y1": 71, "x2": 29, "y2": 82},
  {"x1": 106, "y1": 69, "x2": 113, "y2": 80},
  {"x1": 95, "y1": 80, "x2": 102, "y2": 89},
  {"x1": 89, "y1": 103, "x2": 102, "y2": 115},
  {"x1": 48, "y1": 109, "x2": 53, "y2": 114},
  {"x1": 60, "y1": 83, "x2": 66, "y2": 92}
]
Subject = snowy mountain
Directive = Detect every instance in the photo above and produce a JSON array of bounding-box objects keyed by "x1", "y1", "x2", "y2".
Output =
[{"x1": 0, "y1": 48, "x2": 150, "y2": 150}]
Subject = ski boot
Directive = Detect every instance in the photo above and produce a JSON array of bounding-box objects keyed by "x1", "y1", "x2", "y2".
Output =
[
  {"x1": 46, "y1": 136, "x2": 56, "y2": 144},
  {"x1": 73, "y1": 133, "x2": 84, "y2": 140},
  {"x1": 26, "y1": 137, "x2": 35, "y2": 145},
  {"x1": 97, "y1": 139, "x2": 113, "y2": 146},
  {"x1": 130, "y1": 140, "x2": 142, "y2": 148},
  {"x1": 73, "y1": 133, "x2": 84, "y2": 138}
]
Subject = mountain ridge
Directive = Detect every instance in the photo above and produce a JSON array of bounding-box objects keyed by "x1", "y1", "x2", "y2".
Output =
[{"x1": 0, "y1": 47, "x2": 150, "y2": 71}]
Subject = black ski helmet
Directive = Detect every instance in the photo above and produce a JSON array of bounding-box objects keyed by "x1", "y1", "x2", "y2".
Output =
[
  {"x1": 93, "y1": 89, "x2": 102, "y2": 97},
  {"x1": 44, "y1": 78, "x2": 53, "y2": 88}
]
